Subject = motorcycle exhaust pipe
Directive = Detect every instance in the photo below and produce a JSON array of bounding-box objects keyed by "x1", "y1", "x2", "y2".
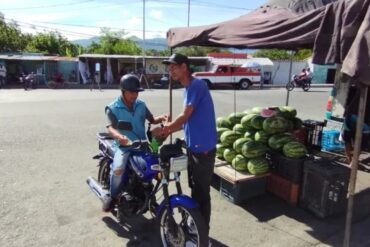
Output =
[{"x1": 86, "y1": 176, "x2": 110, "y2": 202}]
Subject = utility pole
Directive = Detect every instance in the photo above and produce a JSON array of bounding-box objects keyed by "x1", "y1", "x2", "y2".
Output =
[
  {"x1": 141, "y1": 0, "x2": 149, "y2": 88},
  {"x1": 187, "y1": 0, "x2": 190, "y2": 26},
  {"x1": 142, "y1": 0, "x2": 146, "y2": 75}
]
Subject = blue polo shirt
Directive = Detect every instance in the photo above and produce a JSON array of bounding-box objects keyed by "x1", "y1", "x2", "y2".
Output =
[
  {"x1": 106, "y1": 97, "x2": 150, "y2": 150},
  {"x1": 184, "y1": 78, "x2": 217, "y2": 153}
]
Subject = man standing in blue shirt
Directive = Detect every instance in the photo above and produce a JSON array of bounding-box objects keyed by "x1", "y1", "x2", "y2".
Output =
[{"x1": 162, "y1": 54, "x2": 217, "y2": 241}]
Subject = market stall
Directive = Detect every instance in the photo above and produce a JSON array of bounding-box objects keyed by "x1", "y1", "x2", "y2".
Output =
[{"x1": 166, "y1": 0, "x2": 370, "y2": 245}]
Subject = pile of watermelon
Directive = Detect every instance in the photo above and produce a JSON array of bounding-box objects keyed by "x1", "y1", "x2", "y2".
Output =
[{"x1": 216, "y1": 106, "x2": 308, "y2": 175}]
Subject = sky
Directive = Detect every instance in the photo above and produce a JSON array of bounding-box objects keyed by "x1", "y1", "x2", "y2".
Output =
[{"x1": 0, "y1": 0, "x2": 267, "y2": 41}]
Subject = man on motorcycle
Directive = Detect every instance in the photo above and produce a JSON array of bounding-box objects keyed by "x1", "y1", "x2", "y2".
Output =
[{"x1": 102, "y1": 74, "x2": 167, "y2": 212}]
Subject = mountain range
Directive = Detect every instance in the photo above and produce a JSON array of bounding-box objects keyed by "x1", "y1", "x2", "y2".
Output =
[{"x1": 71, "y1": 36, "x2": 168, "y2": 50}]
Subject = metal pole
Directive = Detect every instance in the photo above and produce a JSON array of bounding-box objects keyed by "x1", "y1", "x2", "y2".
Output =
[
  {"x1": 343, "y1": 85, "x2": 368, "y2": 247},
  {"x1": 142, "y1": 0, "x2": 146, "y2": 75},
  {"x1": 285, "y1": 50, "x2": 294, "y2": 106},
  {"x1": 169, "y1": 48, "x2": 173, "y2": 143},
  {"x1": 187, "y1": 0, "x2": 190, "y2": 27}
]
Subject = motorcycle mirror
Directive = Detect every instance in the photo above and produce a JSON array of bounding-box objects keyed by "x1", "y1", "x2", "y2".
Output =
[{"x1": 118, "y1": 121, "x2": 133, "y2": 131}]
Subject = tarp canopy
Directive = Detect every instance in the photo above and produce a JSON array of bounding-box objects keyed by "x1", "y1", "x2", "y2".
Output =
[{"x1": 167, "y1": 0, "x2": 370, "y2": 86}]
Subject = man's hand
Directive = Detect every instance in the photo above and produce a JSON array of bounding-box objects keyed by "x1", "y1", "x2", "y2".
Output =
[{"x1": 117, "y1": 135, "x2": 130, "y2": 146}]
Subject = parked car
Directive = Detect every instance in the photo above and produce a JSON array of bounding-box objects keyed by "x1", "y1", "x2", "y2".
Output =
[{"x1": 193, "y1": 64, "x2": 261, "y2": 89}]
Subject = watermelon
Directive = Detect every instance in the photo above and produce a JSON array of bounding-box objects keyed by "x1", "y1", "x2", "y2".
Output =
[
  {"x1": 217, "y1": 127, "x2": 230, "y2": 141},
  {"x1": 241, "y1": 114, "x2": 258, "y2": 129},
  {"x1": 286, "y1": 120, "x2": 294, "y2": 131},
  {"x1": 247, "y1": 157, "x2": 270, "y2": 175},
  {"x1": 233, "y1": 138, "x2": 250, "y2": 153},
  {"x1": 292, "y1": 117, "x2": 303, "y2": 130},
  {"x1": 252, "y1": 107, "x2": 263, "y2": 114},
  {"x1": 244, "y1": 130, "x2": 256, "y2": 140},
  {"x1": 216, "y1": 117, "x2": 233, "y2": 129},
  {"x1": 268, "y1": 133, "x2": 296, "y2": 150},
  {"x1": 241, "y1": 140, "x2": 269, "y2": 158},
  {"x1": 233, "y1": 124, "x2": 247, "y2": 135},
  {"x1": 278, "y1": 106, "x2": 297, "y2": 119},
  {"x1": 261, "y1": 108, "x2": 278, "y2": 118},
  {"x1": 283, "y1": 141, "x2": 308, "y2": 158},
  {"x1": 224, "y1": 148, "x2": 237, "y2": 163},
  {"x1": 263, "y1": 116, "x2": 288, "y2": 134},
  {"x1": 232, "y1": 154, "x2": 249, "y2": 172},
  {"x1": 216, "y1": 143, "x2": 229, "y2": 159},
  {"x1": 251, "y1": 115, "x2": 265, "y2": 130},
  {"x1": 220, "y1": 130, "x2": 242, "y2": 146},
  {"x1": 228, "y1": 112, "x2": 247, "y2": 125},
  {"x1": 243, "y1": 109, "x2": 253, "y2": 115},
  {"x1": 254, "y1": 131, "x2": 270, "y2": 144}
]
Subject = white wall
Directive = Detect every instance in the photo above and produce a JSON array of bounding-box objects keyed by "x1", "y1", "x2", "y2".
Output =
[{"x1": 270, "y1": 60, "x2": 308, "y2": 85}]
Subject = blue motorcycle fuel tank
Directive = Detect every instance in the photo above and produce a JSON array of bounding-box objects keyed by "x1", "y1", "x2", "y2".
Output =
[{"x1": 129, "y1": 150, "x2": 159, "y2": 181}]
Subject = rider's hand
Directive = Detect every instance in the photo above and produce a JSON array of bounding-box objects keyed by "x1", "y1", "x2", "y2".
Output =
[
  {"x1": 160, "y1": 114, "x2": 169, "y2": 123},
  {"x1": 117, "y1": 135, "x2": 129, "y2": 146}
]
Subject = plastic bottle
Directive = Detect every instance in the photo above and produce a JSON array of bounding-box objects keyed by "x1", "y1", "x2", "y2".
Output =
[{"x1": 151, "y1": 138, "x2": 159, "y2": 153}]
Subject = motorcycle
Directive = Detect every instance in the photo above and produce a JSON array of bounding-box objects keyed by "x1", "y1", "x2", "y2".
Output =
[
  {"x1": 153, "y1": 74, "x2": 169, "y2": 89},
  {"x1": 86, "y1": 121, "x2": 208, "y2": 247},
  {"x1": 20, "y1": 73, "x2": 37, "y2": 90},
  {"x1": 286, "y1": 75, "x2": 311, "y2": 92}
]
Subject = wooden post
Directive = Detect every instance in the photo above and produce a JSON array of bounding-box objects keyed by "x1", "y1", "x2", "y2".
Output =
[
  {"x1": 343, "y1": 85, "x2": 368, "y2": 247},
  {"x1": 285, "y1": 50, "x2": 294, "y2": 106}
]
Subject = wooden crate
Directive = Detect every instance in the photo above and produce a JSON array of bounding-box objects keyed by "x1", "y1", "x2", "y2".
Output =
[
  {"x1": 266, "y1": 173, "x2": 300, "y2": 206},
  {"x1": 212, "y1": 162, "x2": 270, "y2": 205}
]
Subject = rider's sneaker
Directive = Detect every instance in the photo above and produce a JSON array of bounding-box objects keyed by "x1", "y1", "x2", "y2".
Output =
[{"x1": 101, "y1": 195, "x2": 113, "y2": 212}]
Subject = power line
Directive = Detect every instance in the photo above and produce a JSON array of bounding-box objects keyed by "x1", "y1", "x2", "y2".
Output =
[
  {"x1": 0, "y1": 0, "x2": 95, "y2": 11},
  {"x1": 5, "y1": 18, "x2": 168, "y2": 46},
  {"x1": 29, "y1": 20, "x2": 166, "y2": 33}
]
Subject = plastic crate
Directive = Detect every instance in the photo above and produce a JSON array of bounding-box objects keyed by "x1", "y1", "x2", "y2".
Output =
[
  {"x1": 219, "y1": 176, "x2": 267, "y2": 205},
  {"x1": 321, "y1": 129, "x2": 345, "y2": 152},
  {"x1": 267, "y1": 173, "x2": 300, "y2": 206},
  {"x1": 266, "y1": 151, "x2": 308, "y2": 183},
  {"x1": 303, "y1": 120, "x2": 327, "y2": 151},
  {"x1": 300, "y1": 158, "x2": 350, "y2": 218}
]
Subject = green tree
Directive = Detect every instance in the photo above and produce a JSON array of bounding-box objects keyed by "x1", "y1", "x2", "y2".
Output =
[
  {"x1": 25, "y1": 31, "x2": 82, "y2": 56},
  {"x1": 0, "y1": 14, "x2": 28, "y2": 52},
  {"x1": 86, "y1": 28, "x2": 142, "y2": 55},
  {"x1": 252, "y1": 49, "x2": 312, "y2": 60}
]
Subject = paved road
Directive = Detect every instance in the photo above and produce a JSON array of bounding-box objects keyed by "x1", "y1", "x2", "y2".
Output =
[{"x1": 5, "y1": 87, "x2": 367, "y2": 247}]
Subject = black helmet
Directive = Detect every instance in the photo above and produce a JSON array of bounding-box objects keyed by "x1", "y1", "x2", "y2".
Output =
[{"x1": 119, "y1": 74, "x2": 144, "y2": 92}]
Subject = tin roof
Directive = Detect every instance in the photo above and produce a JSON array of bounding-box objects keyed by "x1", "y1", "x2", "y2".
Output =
[{"x1": 0, "y1": 54, "x2": 77, "y2": 61}]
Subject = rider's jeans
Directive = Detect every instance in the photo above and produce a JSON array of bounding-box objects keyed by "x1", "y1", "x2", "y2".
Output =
[{"x1": 110, "y1": 148, "x2": 130, "y2": 198}]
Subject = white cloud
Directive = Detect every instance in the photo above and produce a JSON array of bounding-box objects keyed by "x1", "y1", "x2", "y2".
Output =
[{"x1": 149, "y1": 10, "x2": 163, "y2": 21}]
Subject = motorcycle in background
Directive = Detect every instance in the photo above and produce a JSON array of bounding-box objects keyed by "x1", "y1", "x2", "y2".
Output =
[
  {"x1": 20, "y1": 72, "x2": 37, "y2": 90},
  {"x1": 286, "y1": 75, "x2": 311, "y2": 92},
  {"x1": 86, "y1": 121, "x2": 208, "y2": 247}
]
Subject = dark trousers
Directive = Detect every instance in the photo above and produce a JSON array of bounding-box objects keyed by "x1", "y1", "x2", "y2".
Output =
[{"x1": 187, "y1": 148, "x2": 216, "y2": 235}]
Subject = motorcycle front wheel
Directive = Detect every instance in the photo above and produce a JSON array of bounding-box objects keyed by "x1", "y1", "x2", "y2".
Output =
[
  {"x1": 286, "y1": 82, "x2": 294, "y2": 91},
  {"x1": 158, "y1": 205, "x2": 208, "y2": 247},
  {"x1": 302, "y1": 82, "x2": 310, "y2": 91}
]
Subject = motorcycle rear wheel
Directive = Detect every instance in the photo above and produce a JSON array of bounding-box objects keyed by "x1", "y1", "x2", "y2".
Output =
[
  {"x1": 158, "y1": 205, "x2": 208, "y2": 247},
  {"x1": 98, "y1": 158, "x2": 111, "y2": 190},
  {"x1": 286, "y1": 82, "x2": 294, "y2": 91}
]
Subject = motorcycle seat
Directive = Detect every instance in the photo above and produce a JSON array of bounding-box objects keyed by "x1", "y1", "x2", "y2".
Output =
[{"x1": 97, "y1": 133, "x2": 115, "y2": 158}]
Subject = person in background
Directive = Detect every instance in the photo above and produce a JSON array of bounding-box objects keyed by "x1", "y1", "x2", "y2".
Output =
[
  {"x1": 0, "y1": 64, "x2": 7, "y2": 88},
  {"x1": 341, "y1": 86, "x2": 370, "y2": 164},
  {"x1": 162, "y1": 53, "x2": 217, "y2": 245},
  {"x1": 102, "y1": 74, "x2": 167, "y2": 212}
]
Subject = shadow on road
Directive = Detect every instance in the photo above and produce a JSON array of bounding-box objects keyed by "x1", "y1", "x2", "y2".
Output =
[
  {"x1": 102, "y1": 215, "x2": 162, "y2": 246},
  {"x1": 237, "y1": 187, "x2": 370, "y2": 246}
]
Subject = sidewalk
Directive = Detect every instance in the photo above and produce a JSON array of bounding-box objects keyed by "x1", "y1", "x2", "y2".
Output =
[{"x1": 208, "y1": 168, "x2": 370, "y2": 247}]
